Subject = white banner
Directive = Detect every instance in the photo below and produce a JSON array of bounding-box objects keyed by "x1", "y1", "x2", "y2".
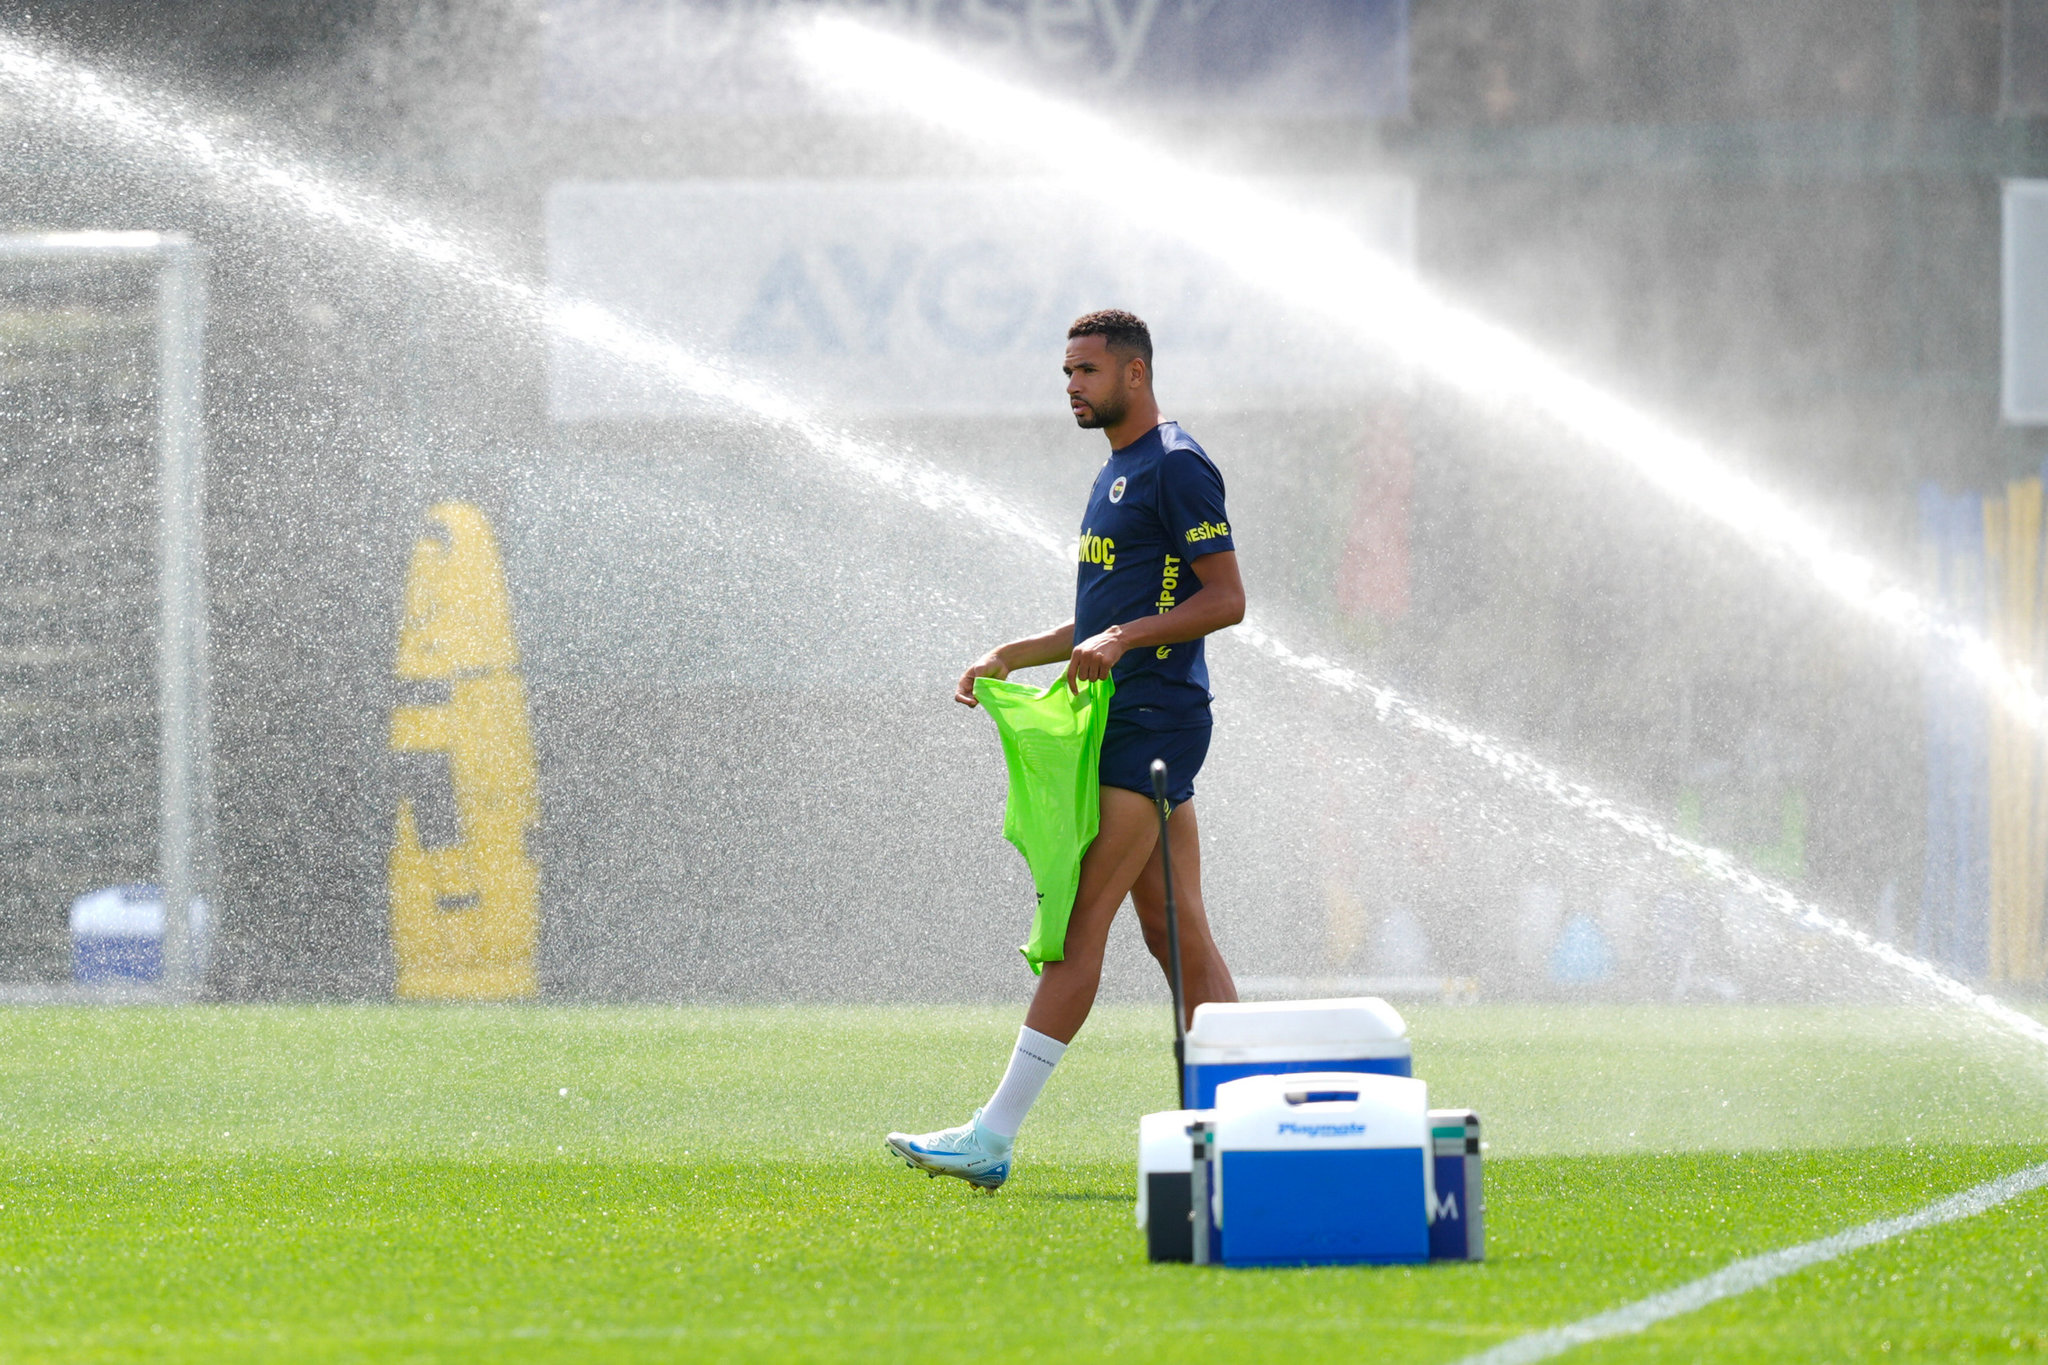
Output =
[
  {"x1": 546, "y1": 177, "x2": 1414, "y2": 418},
  {"x1": 2006, "y1": 179, "x2": 2048, "y2": 424}
]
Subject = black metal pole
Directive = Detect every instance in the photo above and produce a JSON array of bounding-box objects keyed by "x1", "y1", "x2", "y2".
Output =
[{"x1": 1150, "y1": 759, "x2": 1188, "y2": 1108}]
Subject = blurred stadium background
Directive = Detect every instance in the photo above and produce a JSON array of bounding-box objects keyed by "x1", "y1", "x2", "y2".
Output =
[{"x1": 4, "y1": 0, "x2": 2048, "y2": 1007}]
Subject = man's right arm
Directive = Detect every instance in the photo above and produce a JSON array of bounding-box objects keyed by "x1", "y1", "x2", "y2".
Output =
[{"x1": 954, "y1": 621, "x2": 1076, "y2": 707}]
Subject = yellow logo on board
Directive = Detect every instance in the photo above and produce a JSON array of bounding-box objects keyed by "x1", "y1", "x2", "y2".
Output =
[{"x1": 387, "y1": 502, "x2": 540, "y2": 1000}]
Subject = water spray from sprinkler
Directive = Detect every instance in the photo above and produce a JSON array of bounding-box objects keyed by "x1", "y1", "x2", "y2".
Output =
[
  {"x1": 785, "y1": 14, "x2": 2048, "y2": 737},
  {"x1": 4, "y1": 26, "x2": 2042, "y2": 1055}
]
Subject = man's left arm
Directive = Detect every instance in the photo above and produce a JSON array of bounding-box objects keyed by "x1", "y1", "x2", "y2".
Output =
[{"x1": 1067, "y1": 551, "x2": 1244, "y2": 683}]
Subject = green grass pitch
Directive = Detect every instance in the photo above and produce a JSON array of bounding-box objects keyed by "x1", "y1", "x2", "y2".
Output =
[{"x1": 0, "y1": 1003, "x2": 2042, "y2": 1361}]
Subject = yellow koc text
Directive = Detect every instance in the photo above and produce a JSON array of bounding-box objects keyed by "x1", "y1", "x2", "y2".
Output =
[{"x1": 1079, "y1": 529, "x2": 1116, "y2": 570}]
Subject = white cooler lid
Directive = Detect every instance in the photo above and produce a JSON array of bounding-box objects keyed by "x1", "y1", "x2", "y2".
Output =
[
  {"x1": 69, "y1": 886, "x2": 163, "y2": 937},
  {"x1": 68, "y1": 886, "x2": 210, "y2": 939},
  {"x1": 1186, "y1": 997, "x2": 1407, "y2": 1050}
]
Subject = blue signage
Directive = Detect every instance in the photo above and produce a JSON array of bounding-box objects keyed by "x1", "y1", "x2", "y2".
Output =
[{"x1": 543, "y1": 0, "x2": 1409, "y2": 120}]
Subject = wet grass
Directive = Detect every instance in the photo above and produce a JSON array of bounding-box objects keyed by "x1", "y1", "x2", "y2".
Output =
[
  {"x1": 0, "y1": 1005, "x2": 2041, "y2": 1361},
  {"x1": 3, "y1": 1002, "x2": 2045, "y2": 1160}
]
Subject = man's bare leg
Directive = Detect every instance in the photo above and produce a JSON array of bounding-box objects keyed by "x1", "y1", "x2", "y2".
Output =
[
  {"x1": 1130, "y1": 798, "x2": 1237, "y2": 1028},
  {"x1": 884, "y1": 787, "x2": 1215, "y2": 1183},
  {"x1": 1022, "y1": 786, "x2": 1166, "y2": 1044}
]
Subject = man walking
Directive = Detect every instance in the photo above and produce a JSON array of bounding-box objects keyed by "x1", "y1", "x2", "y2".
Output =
[{"x1": 886, "y1": 310, "x2": 1244, "y2": 1190}]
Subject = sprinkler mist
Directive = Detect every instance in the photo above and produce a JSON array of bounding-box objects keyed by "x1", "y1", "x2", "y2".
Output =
[
  {"x1": 786, "y1": 15, "x2": 2048, "y2": 736},
  {"x1": 3, "y1": 26, "x2": 2044, "y2": 1057},
  {"x1": 778, "y1": 13, "x2": 2048, "y2": 1056}
]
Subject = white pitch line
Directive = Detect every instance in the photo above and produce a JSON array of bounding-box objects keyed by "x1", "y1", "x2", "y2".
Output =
[{"x1": 1455, "y1": 1159, "x2": 2048, "y2": 1365}]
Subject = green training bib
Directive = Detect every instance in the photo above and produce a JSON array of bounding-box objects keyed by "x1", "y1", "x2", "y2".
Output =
[{"x1": 974, "y1": 670, "x2": 1115, "y2": 974}]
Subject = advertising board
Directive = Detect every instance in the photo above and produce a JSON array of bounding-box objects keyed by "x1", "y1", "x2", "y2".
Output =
[{"x1": 547, "y1": 176, "x2": 1414, "y2": 417}]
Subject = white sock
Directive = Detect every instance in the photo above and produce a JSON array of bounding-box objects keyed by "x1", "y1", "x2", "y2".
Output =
[{"x1": 979, "y1": 1026, "x2": 1067, "y2": 1141}]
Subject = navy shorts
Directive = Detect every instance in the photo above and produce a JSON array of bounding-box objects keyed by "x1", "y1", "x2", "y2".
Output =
[{"x1": 1099, "y1": 716, "x2": 1212, "y2": 806}]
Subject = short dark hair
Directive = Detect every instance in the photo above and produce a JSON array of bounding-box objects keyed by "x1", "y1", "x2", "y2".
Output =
[{"x1": 1068, "y1": 309, "x2": 1152, "y2": 369}]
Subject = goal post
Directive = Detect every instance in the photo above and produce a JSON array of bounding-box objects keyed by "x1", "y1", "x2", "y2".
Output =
[{"x1": 0, "y1": 231, "x2": 214, "y2": 996}]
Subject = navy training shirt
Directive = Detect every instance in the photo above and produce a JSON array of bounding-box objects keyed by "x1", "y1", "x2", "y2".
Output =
[{"x1": 1074, "y1": 421, "x2": 1236, "y2": 729}]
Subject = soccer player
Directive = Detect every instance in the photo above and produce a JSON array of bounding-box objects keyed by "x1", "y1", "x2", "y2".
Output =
[{"x1": 886, "y1": 309, "x2": 1244, "y2": 1190}]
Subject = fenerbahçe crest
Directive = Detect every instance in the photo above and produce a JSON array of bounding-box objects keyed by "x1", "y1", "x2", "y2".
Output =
[{"x1": 1108, "y1": 475, "x2": 1127, "y2": 503}]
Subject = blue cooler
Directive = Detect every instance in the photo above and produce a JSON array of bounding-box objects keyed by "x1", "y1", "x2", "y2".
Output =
[
  {"x1": 69, "y1": 885, "x2": 210, "y2": 984},
  {"x1": 1213, "y1": 1071, "x2": 1433, "y2": 1266},
  {"x1": 70, "y1": 885, "x2": 165, "y2": 982},
  {"x1": 1183, "y1": 998, "x2": 1411, "y2": 1107},
  {"x1": 1428, "y1": 1108, "x2": 1485, "y2": 1261}
]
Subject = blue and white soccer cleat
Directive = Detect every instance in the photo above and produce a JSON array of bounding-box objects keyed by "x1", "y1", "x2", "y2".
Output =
[{"x1": 885, "y1": 1108, "x2": 1013, "y2": 1192}]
